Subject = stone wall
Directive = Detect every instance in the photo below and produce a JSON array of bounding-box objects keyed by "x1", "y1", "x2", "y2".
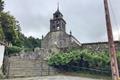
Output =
[
  {"x1": 82, "y1": 41, "x2": 120, "y2": 52},
  {"x1": 4, "y1": 56, "x2": 57, "y2": 78},
  {"x1": 41, "y1": 31, "x2": 71, "y2": 53},
  {"x1": 41, "y1": 31, "x2": 81, "y2": 53},
  {"x1": 3, "y1": 48, "x2": 58, "y2": 78}
]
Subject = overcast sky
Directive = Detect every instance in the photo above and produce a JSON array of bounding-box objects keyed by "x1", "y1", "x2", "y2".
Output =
[{"x1": 4, "y1": 0, "x2": 120, "y2": 43}]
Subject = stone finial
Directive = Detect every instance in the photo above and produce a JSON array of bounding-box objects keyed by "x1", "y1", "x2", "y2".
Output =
[
  {"x1": 42, "y1": 35, "x2": 44, "y2": 40},
  {"x1": 70, "y1": 30, "x2": 72, "y2": 36},
  {"x1": 57, "y1": 2, "x2": 59, "y2": 11}
]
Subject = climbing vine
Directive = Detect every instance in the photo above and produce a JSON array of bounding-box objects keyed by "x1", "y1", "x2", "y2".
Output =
[{"x1": 48, "y1": 49, "x2": 120, "y2": 73}]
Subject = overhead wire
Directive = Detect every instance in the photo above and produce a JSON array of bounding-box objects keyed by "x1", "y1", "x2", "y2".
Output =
[
  {"x1": 109, "y1": 0, "x2": 120, "y2": 40},
  {"x1": 109, "y1": 0, "x2": 120, "y2": 41}
]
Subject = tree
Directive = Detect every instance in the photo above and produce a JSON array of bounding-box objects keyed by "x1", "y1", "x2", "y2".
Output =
[
  {"x1": 22, "y1": 36, "x2": 41, "y2": 49},
  {"x1": 0, "y1": 0, "x2": 4, "y2": 41},
  {"x1": 0, "y1": 0, "x2": 41, "y2": 50},
  {"x1": 0, "y1": 24, "x2": 4, "y2": 41},
  {"x1": 0, "y1": 12, "x2": 19, "y2": 44},
  {"x1": 0, "y1": 0, "x2": 4, "y2": 12}
]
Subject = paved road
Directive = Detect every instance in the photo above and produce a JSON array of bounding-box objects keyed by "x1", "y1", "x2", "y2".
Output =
[{"x1": 3, "y1": 75, "x2": 105, "y2": 80}]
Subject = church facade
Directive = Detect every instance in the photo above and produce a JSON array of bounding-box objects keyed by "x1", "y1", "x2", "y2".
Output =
[{"x1": 41, "y1": 8, "x2": 81, "y2": 53}]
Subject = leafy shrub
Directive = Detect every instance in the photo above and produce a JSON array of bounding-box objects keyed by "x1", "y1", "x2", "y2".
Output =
[
  {"x1": 5, "y1": 46, "x2": 22, "y2": 55},
  {"x1": 48, "y1": 49, "x2": 113, "y2": 72}
]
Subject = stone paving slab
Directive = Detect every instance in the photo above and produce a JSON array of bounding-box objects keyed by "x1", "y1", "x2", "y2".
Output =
[{"x1": 3, "y1": 75, "x2": 105, "y2": 80}]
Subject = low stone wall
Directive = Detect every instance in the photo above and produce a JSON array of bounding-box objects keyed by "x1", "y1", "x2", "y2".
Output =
[
  {"x1": 82, "y1": 41, "x2": 120, "y2": 52},
  {"x1": 4, "y1": 56, "x2": 57, "y2": 78}
]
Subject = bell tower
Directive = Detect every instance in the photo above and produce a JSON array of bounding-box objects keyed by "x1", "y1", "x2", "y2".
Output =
[{"x1": 50, "y1": 6, "x2": 66, "y2": 32}]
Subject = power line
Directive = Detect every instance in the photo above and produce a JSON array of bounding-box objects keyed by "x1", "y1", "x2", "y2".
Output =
[{"x1": 109, "y1": 0, "x2": 120, "y2": 40}]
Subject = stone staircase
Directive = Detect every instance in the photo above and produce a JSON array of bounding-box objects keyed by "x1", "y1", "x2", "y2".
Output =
[{"x1": 5, "y1": 57, "x2": 57, "y2": 78}]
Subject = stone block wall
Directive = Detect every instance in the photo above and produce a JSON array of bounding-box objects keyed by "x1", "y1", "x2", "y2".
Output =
[
  {"x1": 3, "y1": 48, "x2": 58, "y2": 78},
  {"x1": 4, "y1": 56, "x2": 57, "y2": 78},
  {"x1": 82, "y1": 41, "x2": 120, "y2": 52}
]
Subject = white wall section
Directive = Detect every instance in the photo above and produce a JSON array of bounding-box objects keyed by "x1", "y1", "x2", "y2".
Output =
[{"x1": 0, "y1": 45, "x2": 5, "y2": 67}]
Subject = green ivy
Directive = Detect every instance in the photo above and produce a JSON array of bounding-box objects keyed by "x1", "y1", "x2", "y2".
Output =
[
  {"x1": 48, "y1": 49, "x2": 114, "y2": 71},
  {"x1": 5, "y1": 46, "x2": 22, "y2": 55}
]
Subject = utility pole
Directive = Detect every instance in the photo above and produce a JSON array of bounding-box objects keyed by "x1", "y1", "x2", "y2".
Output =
[{"x1": 103, "y1": 0, "x2": 119, "y2": 80}]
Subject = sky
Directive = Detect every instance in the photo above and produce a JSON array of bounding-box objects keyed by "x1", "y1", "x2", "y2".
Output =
[{"x1": 3, "y1": 0, "x2": 120, "y2": 43}]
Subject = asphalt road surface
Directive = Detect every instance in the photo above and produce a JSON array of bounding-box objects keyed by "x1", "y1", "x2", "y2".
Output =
[{"x1": 3, "y1": 75, "x2": 106, "y2": 80}]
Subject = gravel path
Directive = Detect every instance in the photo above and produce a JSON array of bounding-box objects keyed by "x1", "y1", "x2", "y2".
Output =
[{"x1": 3, "y1": 75, "x2": 105, "y2": 80}]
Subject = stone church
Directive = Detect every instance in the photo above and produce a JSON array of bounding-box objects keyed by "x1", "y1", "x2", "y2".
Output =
[
  {"x1": 41, "y1": 8, "x2": 81, "y2": 53},
  {"x1": 2, "y1": 9, "x2": 82, "y2": 78}
]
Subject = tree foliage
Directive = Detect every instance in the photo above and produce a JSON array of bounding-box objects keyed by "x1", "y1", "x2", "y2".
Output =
[
  {"x1": 0, "y1": 0, "x2": 4, "y2": 12},
  {"x1": 15, "y1": 34, "x2": 41, "y2": 49},
  {"x1": 0, "y1": 12, "x2": 19, "y2": 43},
  {"x1": 0, "y1": 0, "x2": 4, "y2": 40},
  {"x1": 23, "y1": 36, "x2": 41, "y2": 49},
  {"x1": 0, "y1": 0, "x2": 41, "y2": 51},
  {"x1": 5, "y1": 46, "x2": 22, "y2": 56},
  {"x1": 0, "y1": 24, "x2": 4, "y2": 41}
]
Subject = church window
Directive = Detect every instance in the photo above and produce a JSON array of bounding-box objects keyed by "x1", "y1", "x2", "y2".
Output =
[
  {"x1": 57, "y1": 26, "x2": 60, "y2": 30},
  {"x1": 55, "y1": 15, "x2": 59, "y2": 18},
  {"x1": 57, "y1": 23, "x2": 60, "y2": 27},
  {"x1": 56, "y1": 20, "x2": 59, "y2": 24}
]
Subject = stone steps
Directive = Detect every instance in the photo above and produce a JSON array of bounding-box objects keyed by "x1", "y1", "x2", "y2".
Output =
[{"x1": 6, "y1": 58, "x2": 57, "y2": 78}]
